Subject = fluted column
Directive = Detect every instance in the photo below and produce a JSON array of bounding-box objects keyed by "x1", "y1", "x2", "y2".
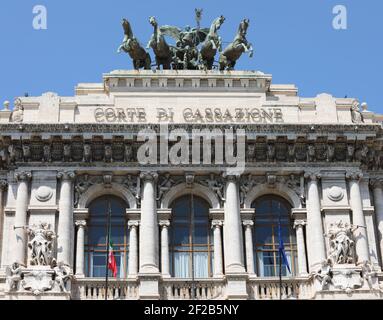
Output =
[
  {"x1": 139, "y1": 172, "x2": 159, "y2": 274},
  {"x1": 243, "y1": 220, "x2": 255, "y2": 275},
  {"x1": 304, "y1": 172, "x2": 326, "y2": 271},
  {"x1": 212, "y1": 220, "x2": 224, "y2": 277},
  {"x1": 347, "y1": 172, "x2": 370, "y2": 264},
  {"x1": 294, "y1": 220, "x2": 308, "y2": 275},
  {"x1": 159, "y1": 220, "x2": 170, "y2": 277},
  {"x1": 75, "y1": 220, "x2": 86, "y2": 277},
  {"x1": 13, "y1": 172, "x2": 31, "y2": 266},
  {"x1": 128, "y1": 220, "x2": 139, "y2": 277},
  {"x1": 57, "y1": 171, "x2": 75, "y2": 267},
  {"x1": 371, "y1": 178, "x2": 383, "y2": 268},
  {"x1": 0, "y1": 180, "x2": 8, "y2": 267},
  {"x1": 223, "y1": 175, "x2": 245, "y2": 273}
]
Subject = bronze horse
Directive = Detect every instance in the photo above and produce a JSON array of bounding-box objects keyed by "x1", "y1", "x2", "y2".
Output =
[
  {"x1": 219, "y1": 19, "x2": 253, "y2": 71},
  {"x1": 147, "y1": 17, "x2": 172, "y2": 70},
  {"x1": 199, "y1": 15, "x2": 225, "y2": 70},
  {"x1": 117, "y1": 18, "x2": 151, "y2": 70}
]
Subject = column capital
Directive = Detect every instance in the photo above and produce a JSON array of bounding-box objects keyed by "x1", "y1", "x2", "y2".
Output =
[
  {"x1": 128, "y1": 220, "x2": 140, "y2": 228},
  {"x1": 140, "y1": 171, "x2": 158, "y2": 182},
  {"x1": 304, "y1": 171, "x2": 321, "y2": 181},
  {"x1": 0, "y1": 180, "x2": 8, "y2": 191},
  {"x1": 15, "y1": 171, "x2": 32, "y2": 182},
  {"x1": 294, "y1": 219, "x2": 307, "y2": 228},
  {"x1": 370, "y1": 178, "x2": 383, "y2": 189},
  {"x1": 159, "y1": 220, "x2": 170, "y2": 227},
  {"x1": 222, "y1": 173, "x2": 240, "y2": 182},
  {"x1": 242, "y1": 220, "x2": 254, "y2": 227},
  {"x1": 346, "y1": 171, "x2": 363, "y2": 182},
  {"x1": 75, "y1": 220, "x2": 87, "y2": 227},
  {"x1": 211, "y1": 220, "x2": 224, "y2": 228},
  {"x1": 57, "y1": 171, "x2": 76, "y2": 181}
]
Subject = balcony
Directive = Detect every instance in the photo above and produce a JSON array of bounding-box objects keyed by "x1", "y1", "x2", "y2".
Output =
[{"x1": 70, "y1": 276, "x2": 314, "y2": 300}]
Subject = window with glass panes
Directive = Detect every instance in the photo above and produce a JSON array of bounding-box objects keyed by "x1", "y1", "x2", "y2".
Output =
[
  {"x1": 251, "y1": 196, "x2": 297, "y2": 277},
  {"x1": 85, "y1": 196, "x2": 129, "y2": 278},
  {"x1": 169, "y1": 195, "x2": 213, "y2": 278}
]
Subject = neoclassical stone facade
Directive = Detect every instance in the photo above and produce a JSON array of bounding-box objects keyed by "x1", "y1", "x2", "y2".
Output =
[{"x1": 0, "y1": 70, "x2": 383, "y2": 300}]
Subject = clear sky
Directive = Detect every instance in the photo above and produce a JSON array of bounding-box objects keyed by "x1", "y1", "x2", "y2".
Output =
[{"x1": 0, "y1": 0, "x2": 382, "y2": 114}]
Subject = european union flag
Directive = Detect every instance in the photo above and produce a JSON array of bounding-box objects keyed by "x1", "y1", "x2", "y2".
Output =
[{"x1": 278, "y1": 217, "x2": 291, "y2": 274}]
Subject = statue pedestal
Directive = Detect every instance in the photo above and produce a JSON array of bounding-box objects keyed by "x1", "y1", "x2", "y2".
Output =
[
  {"x1": 225, "y1": 273, "x2": 248, "y2": 300},
  {"x1": 4, "y1": 266, "x2": 72, "y2": 300}
]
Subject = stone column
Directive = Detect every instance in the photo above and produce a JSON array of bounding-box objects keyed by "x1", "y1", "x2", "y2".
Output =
[
  {"x1": 347, "y1": 172, "x2": 370, "y2": 264},
  {"x1": 371, "y1": 179, "x2": 383, "y2": 267},
  {"x1": 0, "y1": 180, "x2": 8, "y2": 267},
  {"x1": 211, "y1": 220, "x2": 224, "y2": 277},
  {"x1": 75, "y1": 220, "x2": 86, "y2": 277},
  {"x1": 159, "y1": 220, "x2": 170, "y2": 277},
  {"x1": 139, "y1": 172, "x2": 159, "y2": 274},
  {"x1": 304, "y1": 172, "x2": 326, "y2": 271},
  {"x1": 57, "y1": 171, "x2": 75, "y2": 267},
  {"x1": 128, "y1": 220, "x2": 139, "y2": 277},
  {"x1": 294, "y1": 220, "x2": 308, "y2": 275},
  {"x1": 13, "y1": 172, "x2": 31, "y2": 266},
  {"x1": 223, "y1": 175, "x2": 245, "y2": 273},
  {"x1": 243, "y1": 220, "x2": 255, "y2": 275}
]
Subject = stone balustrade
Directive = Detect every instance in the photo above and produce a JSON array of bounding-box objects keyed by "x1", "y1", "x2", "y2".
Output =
[
  {"x1": 247, "y1": 277, "x2": 314, "y2": 300},
  {"x1": 71, "y1": 279, "x2": 139, "y2": 300},
  {"x1": 160, "y1": 278, "x2": 226, "y2": 300}
]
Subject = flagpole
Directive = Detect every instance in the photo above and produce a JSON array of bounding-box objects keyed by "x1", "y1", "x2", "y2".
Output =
[
  {"x1": 105, "y1": 200, "x2": 112, "y2": 301},
  {"x1": 190, "y1": 193, "x2": 196, "y2": 300},
  {"x1": 278, "y1": 204, "x2": 282, "y2": 300}
]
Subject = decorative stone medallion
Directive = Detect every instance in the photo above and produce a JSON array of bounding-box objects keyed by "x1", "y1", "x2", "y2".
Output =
[
  {"x1": 327, "y1": 186, "x2": 344, "y2": 202},
  {"x1": 35, "y1": 186, "x2": 53, "y2": 202}
]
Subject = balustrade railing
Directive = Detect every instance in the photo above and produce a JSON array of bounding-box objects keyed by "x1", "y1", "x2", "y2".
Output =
[
  {"x1": 161, "y1": 278, "x2": 226, "y2": 300},
  {"x1": 247, "y1": 277, "x2": 314, "y2": 300},
  {"x1": 72, "y1": 278, "x2": 139, "y2": 300}
]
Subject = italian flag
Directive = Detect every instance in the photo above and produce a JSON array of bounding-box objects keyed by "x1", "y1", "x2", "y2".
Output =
[{"x1": 108, "y1": 241, "x2": 117, "y2": 277}]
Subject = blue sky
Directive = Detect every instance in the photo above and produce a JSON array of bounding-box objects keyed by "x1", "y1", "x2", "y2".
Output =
[{"x1": 0, "y1": 0, "x2": 382, "y2": 113}]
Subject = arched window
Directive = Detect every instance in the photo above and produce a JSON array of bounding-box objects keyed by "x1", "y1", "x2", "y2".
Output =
[
  {"x1": 251, "y1": 196, "x2": 297, "y2": 277},
  {"x1": 85, "y1": 195, "x2": 129, "y2": 278},
  {"x1": 169, "y1": 195, "x2": 213, "y2": 278}
]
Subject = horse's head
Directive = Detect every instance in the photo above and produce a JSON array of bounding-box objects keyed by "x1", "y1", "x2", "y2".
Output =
[{"x1": 149, "y1": 16, "x2": 157, "y2": 27}]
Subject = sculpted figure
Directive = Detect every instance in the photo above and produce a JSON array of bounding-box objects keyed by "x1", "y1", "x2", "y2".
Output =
[
  {"x1": 118, "y1": 18, "x2": 151, "y2": 70},
  {"x1": 63, "y1": 144, "x2": 71, "y2": 162},
  {"x1": 351, "y1": 103, "x2": 364, "y2": 124},
  {"x1": 157, "y1": 173, "x2": 176, "y2": 201},
  {"x1": 147, "y1": 17, "x2": 172, "y2": 69},
  {"x1": 361, "y1": 261, "x2": 377, "y2": 288},
  {"x1": 307, "y1": 144, "x2": 316, "y2": 162},
  {"x1": 314, "y1": 261, "x2": 333, "y2": 290},
  {"x1": 288, "y1": 144, "x2": 295, "y2": 162},
  {"x1": 6, "y1": 262, "x2": 22, "y2": 291},
  {"x1": 8, "y1": 145, "x2": 17, "y2": 164},
  {"x1": 105, "y1": 145, "x2": 112, "y2": 162},
  {"x1": 326, "y1": 221, "x2": 357, "y2": 265},
  {"x1": 83, "y1": 144, "x2": 92, "y2": 162},
  {"x1": 125, "y1": 144, "x2": 134, "y2": 162},
  {"x1": 347, "y1": 144, "x2": 355, "y2": 162},
  {"x1": 27, "y1": 223, "x2": 56, "y2": 266},
  {"x1": 239, "y1": 174, "x2": 255, "y2": 205},
  {"x1": 43, "y1": 144, "x2": 51, "y2": 162},
  {"x1": 11, "y1": 99, "x2": 24, "y2": 123},
  {"x1": 219, "y1": 19, "x2": 253, "y2": 70},
  {"x1": 327, "y1": 144, "x2": 335, "y2": 162},
  {"x1": 199, "y1": 15, "x2": 225, "y2": 70},
  {"x1": 52, "y1": 261, "x2": 73, "y2": 293},
  {"x1": 74, "y1": 175, "x2": 94, "y2": 207},
  {"x1": 22, "y1": 145, "x2": 31, "y2": 162},
  {"x1": 267, "y1": 144, "x2": 276, "y2": 162},
  {"x1": 246, "y1": 144, "x2": 255, "y2": 161},
  {"x1": 199, "y1": 173, "x2": 225, "y2": 201},
  {"x1": 123, "y1": 174, "x2": 140, "y2": 200}
]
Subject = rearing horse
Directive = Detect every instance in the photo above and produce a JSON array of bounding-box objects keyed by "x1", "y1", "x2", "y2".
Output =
[
  {"x1": 147, "y1": 17, "x2": 172, "y2": 70},
  {"x1": 117, "y1": 18, "x2": 151, "y2": 70},
  {"x1": 199, "y1": 15, "x2": 225, "y2": 70},
  {"x1": 219, "y1": 19, "x2": 253, "y2": 71}
]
